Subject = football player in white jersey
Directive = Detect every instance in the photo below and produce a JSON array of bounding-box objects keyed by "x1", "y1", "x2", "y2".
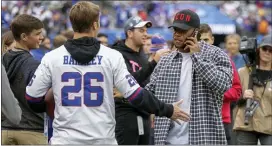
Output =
[{"x1": 25, "y1": 1, "x2": 190, "y2": 144}]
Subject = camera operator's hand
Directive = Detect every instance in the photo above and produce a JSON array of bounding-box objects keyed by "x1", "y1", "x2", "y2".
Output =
[
  {"x1": 153, "y1": 49, "x2": 170, "y2": 63},
  {"x1": 243, "y1": 89, "x2": 254, "y2": 99}
]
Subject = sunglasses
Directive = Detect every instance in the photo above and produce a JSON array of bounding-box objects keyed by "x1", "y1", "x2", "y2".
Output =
[{"x1": 261, "y1": 47, "x2": 272, "y2": 53}]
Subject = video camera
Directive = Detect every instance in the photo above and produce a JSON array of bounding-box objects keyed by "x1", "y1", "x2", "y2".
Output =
[
  {"x1": 239, "y1": 36, "x2": 259, "y2": 125},
  {"x1": 239, "y1": 36, "x2": 257, "y2": 67}
]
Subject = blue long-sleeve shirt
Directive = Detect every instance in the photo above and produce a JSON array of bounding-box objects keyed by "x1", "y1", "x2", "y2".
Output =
[{"x1": 231, "y1": 53, "x2": 247, "y2": 70}]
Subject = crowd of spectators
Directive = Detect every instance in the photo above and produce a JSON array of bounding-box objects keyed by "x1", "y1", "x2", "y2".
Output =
[
  {"x1": 220, "y1": 1, "x2": 271, "y2": 40},
  {"x1": 1, "y1": 1, "x2": 271, "y2": 145},
  {"x1": 2, "y1": 1, "x2": 271, "y2": 43}
]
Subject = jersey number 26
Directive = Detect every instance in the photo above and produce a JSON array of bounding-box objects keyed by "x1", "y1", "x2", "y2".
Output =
[{"x1": 61, "y1": 72, "x2": 103, "y2": 107}]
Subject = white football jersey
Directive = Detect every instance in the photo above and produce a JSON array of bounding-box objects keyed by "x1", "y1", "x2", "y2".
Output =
[{"x1": 26, "y1": 45, "x2": 141, "y2": 144}]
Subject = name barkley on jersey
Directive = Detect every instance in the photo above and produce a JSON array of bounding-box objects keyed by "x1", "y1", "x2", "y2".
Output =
[{"x1": 63, "y1": 55, "x2": 103, "y2": 65}]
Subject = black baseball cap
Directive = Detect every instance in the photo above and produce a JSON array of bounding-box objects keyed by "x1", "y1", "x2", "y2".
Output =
[
  {"x1": 124, "y1": 16, "x2": 152, "y2": 32},
  {"x1": 168, "y1": 9, "x2": 200, "y2": 30}
]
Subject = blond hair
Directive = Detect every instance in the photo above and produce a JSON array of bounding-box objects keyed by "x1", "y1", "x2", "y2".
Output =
[
  {"x1": 69, "y1": 1, "x2": 100, "y2": 33},
  {"x1": 61, "y1": 30, "x2": 74, "y2": 39},
  {"x1": 1, "y1": 31, "x2": 15, "y2": 53},
  {"x1": 225, "y1": 34, "x2": 241, "y2": 44},
  {"x1": 53, "y1": 35, "x2": 67, "y2": 48}
]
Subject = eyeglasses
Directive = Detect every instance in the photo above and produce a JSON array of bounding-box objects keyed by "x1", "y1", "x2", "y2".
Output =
[{"x1": 261, "y1": 47, "x2": 272, "y2": 53}]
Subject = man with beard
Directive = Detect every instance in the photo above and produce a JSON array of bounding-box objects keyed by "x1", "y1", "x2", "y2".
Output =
[{"x1": 145, "y1": 9, "x2": 233, "y2": 145}]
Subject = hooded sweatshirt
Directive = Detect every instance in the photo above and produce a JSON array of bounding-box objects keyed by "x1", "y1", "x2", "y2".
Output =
[
  {"x1": 112, "y1": 40, "x2": 157, "y2": 118},
  {"x1": 2, "y1": 49, "x2": 44, "y2": 132},
  {"x1": 26, "y1": 37, "x2": 101, "y2": 114},
  {"x1": 26, "y1": 37, "x2": 173, "y2": 131},
  {"x1": 64, "y1": 37, "x2": 100, "y2": 64}
]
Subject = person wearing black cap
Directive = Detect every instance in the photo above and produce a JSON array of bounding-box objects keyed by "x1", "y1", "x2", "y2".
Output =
[
  {"x1": 112, "y1": 16, "x2": 171, "y2": 145},
  {"x1": 233, "y1": 34, "x2": 272, "y2": 145},
  {"x1": 145, "y1": 9, "x2": 233, "y2": 145}
]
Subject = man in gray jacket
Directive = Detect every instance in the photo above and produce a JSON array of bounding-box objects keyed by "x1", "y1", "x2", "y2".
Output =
[{"x1": 1, "y1": 64, "x2": 22, "y2": 125}]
